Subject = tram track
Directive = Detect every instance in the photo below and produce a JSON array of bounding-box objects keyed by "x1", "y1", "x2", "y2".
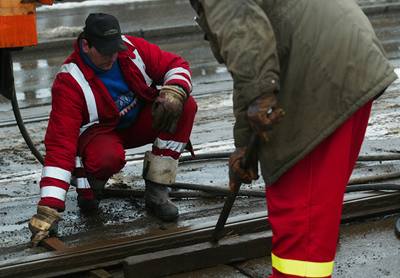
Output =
[
  {"x1": 0, "y1": 150, "x2": 400, "y2": 277},
  {"x1": 0, "y1": 191, "x2": 399, "y2": 278}
]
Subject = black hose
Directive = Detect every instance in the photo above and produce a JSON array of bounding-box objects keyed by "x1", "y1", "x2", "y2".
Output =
[
  {"x1": 358, "y1": 154, "x2": 400, "y2": 161},
  {"x1": 348, "y1": 171, "x2": 400, "y2": 185},
  {"x1": 8, "y1": 50, "x2": 44, "y2": 165},
  {"x1": 178, "y1": 152, "x2": 400, "y2": 163},
  {"x1": 346, "y1": 183, "x2": 400, "y2": 192}
]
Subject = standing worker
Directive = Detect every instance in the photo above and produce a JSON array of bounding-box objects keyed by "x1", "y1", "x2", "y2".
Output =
[
  {"x1": 28, "y1": 13, "x2": 197, "y2": 246},
  {"x1": 190, "y1": 0, "x2": 396, "y2": 277},
  {"x1": 0, "y1": 0, "x2": 53, "y2": 99}
]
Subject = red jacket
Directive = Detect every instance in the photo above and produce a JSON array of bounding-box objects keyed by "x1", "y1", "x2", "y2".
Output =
[{"x1": 39, "y1": 35, "x2": 192, "y2": 210}]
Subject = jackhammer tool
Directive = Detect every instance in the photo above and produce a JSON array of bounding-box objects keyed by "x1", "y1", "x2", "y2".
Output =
[{"x1": 212, "y1": 133, "x2": 259, "y2": 242}]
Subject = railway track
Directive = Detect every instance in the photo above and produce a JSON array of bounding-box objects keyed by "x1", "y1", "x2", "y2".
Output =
[
  {"x1": 0, "y1": 151, "x2": 400, "y2": 277},
  {"x1": 0, "y1": 191, "x2": 399, "y2": 278}
]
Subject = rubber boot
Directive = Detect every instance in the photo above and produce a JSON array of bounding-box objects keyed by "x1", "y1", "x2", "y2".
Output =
[
  {"x1": 145, "y1": 180, "x2": 179, "y2": 222},
  {"x1": 77, "y1": 194, "x2": 99, "y2": 213},
  {"x1": 77, "y1": 176, "x2": 107, "y2": 213}
]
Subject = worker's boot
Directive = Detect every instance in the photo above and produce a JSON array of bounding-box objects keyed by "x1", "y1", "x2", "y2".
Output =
[
  {"x1": 76, "y1": 176, "x2": 107, "y2": 213},
  {"x1": 145, "y1": 181, "x2": 178, "y2": 222},
  {"x1": 143, "y1": 151, "x2": 179, "y2": 222}
]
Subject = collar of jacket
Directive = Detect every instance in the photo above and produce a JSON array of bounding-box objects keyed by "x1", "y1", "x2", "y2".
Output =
[{"x1": 70, "y1": 39, "x2": 134, "y2": 80}]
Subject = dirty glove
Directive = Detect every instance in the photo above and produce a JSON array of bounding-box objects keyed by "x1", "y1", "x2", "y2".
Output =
[
  {"x1": 152, "y1": 85, "x2": 187, "y2": 133},
  {"x1": 247, "y1": 94, "x2": 285, "y2": 142},
  {"x1": 29, "y1": 205, "x2": 61, "y2": 247},
  {"x1": 229, "y1": 147, "x2": 259, "y2": 192}
]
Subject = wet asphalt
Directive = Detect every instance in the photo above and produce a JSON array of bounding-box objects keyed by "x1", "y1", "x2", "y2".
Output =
[{"x1": 1, "y1": 0, "x2": 400, "y2": 277}]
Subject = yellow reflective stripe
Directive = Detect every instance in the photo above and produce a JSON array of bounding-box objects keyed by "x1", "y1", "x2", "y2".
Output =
[{"x1": 271, "y1": 253, "x2": 334, "y2": 277}]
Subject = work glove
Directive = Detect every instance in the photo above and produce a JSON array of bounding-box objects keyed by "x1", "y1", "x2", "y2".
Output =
[
  {"x1": 28, "y1": 205, "x2": 61, "y2": 247},
  {"x1": 229, "y1": 147, "x2": 259, "y2": 192},
  {"x1": 152, "y1": 85, "x2": 187, "y2": 133},
  {"x1": 247, "y1": 94, "x2": 285, "y2": 142}
]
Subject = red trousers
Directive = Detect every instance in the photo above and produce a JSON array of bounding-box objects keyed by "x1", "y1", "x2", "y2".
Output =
[
  {"x1": 81, "y1": 96, "x2": 197, "y2": 180},
  {"x1": 267, "y1": 102, "x2": 372, "y2": 278}
]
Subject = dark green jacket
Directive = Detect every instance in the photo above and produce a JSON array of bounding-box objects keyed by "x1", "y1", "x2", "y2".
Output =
[{"x1": 193, "y1": 0, "x2": 397, "y2": 184}]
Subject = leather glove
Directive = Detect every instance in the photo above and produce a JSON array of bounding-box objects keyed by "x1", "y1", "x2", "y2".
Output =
[
  {"x1": 229, "y1": 147, "x2": 259, "y2": 192},
  {"x1": 152, "y1": 85, "x2": 187, "y2": 133},
  {"x1": 247, "y1": 94, "x2": 285, "y2": 142},
  {"x1": 29, "y1": 205, "x2": 61, "y2": 247}
]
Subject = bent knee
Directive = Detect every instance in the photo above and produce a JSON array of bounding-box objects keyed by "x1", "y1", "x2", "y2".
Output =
[{"x1": 84, "y1": 148, "x2": 126, "y2": 179}]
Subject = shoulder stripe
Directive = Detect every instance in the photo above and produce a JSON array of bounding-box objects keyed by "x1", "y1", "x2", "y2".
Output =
[
  {"x1": 59, "y1": 63, "x2": 99, "y2": 134},
  {"x1": 121, "y1": 35, "x2": 153, "y2": 86}
]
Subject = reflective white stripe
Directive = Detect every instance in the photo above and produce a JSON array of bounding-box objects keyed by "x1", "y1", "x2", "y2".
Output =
[
  {"x1": 121, "y1": 35, "x2": 153, "y2": 86},
  {"x1": 80, "y1": 122, "x2": 98, "y2": 135},
  {"x1": 42, "y1": 166, "x2": 71, "y2": 183},
  {"x1": 164, "y1": 74, "x2": 192, "y2": 91},
  {"x1": 164, "y1": 67, "x2": 191, "y2": 82},
  {"x1": 76, "y1": 177, "x2": 91, "y2": 189},
  {"x1": 75, "y1": 156, "x2": 83, "y2": 168},
  {"x1": 154, "y1": 138, "x2": 186, "y2": 153},
  {"x1": 59, "y1": 63, "x2": 99, "y2": 130},
  {"x1": 131, "y1": 49, "x2": 153, "y2": 86},
  {"x1": 121, "y1": 35, "x2": 133, "y2": 46},
  {"x1": 40, "y1": 186, "x2": 67, "y2": 201}
]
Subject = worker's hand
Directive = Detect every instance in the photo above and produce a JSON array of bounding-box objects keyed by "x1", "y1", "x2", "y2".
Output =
[
  {"x1": 229, "y1": 147, "x2": 259, "y2": 192},
  {"x1": 247, "y1": 94, "x2": 285, "y2": 142},
  {"x1": 152, "y1": 85, "x2": 187, "y2": 133},
  {"x1": 29, "y1": 205, "x2": 61, "y2": 247}
]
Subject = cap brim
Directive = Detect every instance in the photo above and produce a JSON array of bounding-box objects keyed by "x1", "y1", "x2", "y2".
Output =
[{"x1": 92, "y1": 36, "x2": 127, "y2": 55}]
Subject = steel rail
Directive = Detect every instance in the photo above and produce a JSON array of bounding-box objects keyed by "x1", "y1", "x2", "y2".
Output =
[{"x1": 0, "y1": 191, "x2": 399, "y2": 278}]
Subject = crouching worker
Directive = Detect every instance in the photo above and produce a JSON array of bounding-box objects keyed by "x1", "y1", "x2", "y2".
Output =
[{"x1": 29, "y1": 13, "x2": 197, "y2": 246}]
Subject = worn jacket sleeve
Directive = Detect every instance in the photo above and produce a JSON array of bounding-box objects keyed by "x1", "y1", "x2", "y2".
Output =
[
  {"x1": 198, "y1": 0, "x2": 280, "y2": 147},
  {"x1": 132, "y1": 37, "x2": 193, "y2": 95},
  {"x1": 39, "y1": 73, "x2": 84, "y2": 211}
]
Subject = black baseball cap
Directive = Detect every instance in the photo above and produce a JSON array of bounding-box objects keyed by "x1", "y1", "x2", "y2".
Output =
[{"x1": 83, "y1": 13, "x2": 127, "y2": 55}]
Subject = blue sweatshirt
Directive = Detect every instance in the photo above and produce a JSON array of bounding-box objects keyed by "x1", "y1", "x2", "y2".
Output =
[{"x1": 80, "y1": 43, "x2": 143, "y2": 129}]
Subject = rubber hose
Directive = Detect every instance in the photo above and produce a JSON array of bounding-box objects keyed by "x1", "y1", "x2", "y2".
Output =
[
  {"x1": 346, "y1": 183, "x2": 400, "y2": 192},
  {"x1": 9, "y1": 51, "x2": 44, "y2": 165}
]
